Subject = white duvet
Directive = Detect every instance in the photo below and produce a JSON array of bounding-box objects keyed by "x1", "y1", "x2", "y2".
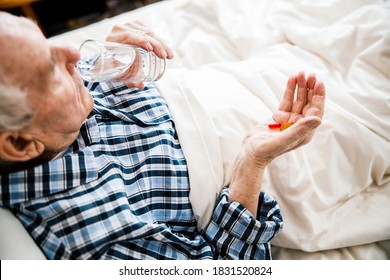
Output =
[{"x1": 22, "y1": 0, "x2": 390, "y2": 259}]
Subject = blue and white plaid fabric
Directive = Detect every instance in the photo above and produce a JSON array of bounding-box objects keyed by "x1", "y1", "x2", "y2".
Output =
[{"x1": 0, "y1": 82, "x2": 283, "y2": 259}]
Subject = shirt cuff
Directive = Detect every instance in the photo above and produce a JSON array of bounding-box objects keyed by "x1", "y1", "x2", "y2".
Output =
[{"x1": 206, "y1": 188, "x2": 283, "y2": 245}]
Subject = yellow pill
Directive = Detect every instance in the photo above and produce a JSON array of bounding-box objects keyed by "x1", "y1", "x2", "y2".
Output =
[{"x1": 280, "y1": 122, "x2": 293, "y2": 131}]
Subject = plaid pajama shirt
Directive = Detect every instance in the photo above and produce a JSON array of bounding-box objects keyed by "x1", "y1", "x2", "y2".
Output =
[{"x1": 0, "y1": 81, "x2": 283, "y2": 259}]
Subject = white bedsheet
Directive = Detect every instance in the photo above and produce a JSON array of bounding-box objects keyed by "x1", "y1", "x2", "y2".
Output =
[{"x1": 32, "y1": 0, "x2": 390, "y2": 259}]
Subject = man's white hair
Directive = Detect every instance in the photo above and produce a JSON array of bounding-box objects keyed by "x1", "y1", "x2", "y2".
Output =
[{"x1": 0, "y1": 83, "x2": 33, "y2": 132}]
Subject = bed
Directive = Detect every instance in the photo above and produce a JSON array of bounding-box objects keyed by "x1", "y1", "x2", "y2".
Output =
[{"x1": 1, "y1": 0, "x2": 389, "y2": 260}]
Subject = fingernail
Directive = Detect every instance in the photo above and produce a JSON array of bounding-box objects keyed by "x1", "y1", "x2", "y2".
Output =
[
  {"x1": 167, "y1": 49, "x2": 174, "y2": 59},
  {"x1": 161, "y1": 49, "x2": 168, "y2": 58}
]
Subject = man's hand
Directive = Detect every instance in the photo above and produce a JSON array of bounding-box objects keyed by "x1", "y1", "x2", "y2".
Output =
[
  {"x1": 106, "y1": 21, "x2": 174, "y2": 89},
  {"x1": 246, "y1": 71, "x2": 325, "y2": 167},
  {"x1": 228, "y1": 72, "x2": 326, "y2": 215}
]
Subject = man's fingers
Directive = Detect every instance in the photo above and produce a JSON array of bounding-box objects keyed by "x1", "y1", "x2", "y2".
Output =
[
  {"x1": 144, "y1": 35, "x2": 169, "y2": 59},
  {"x1": 312, "y1": 80, "x2": 326, "y2": 117},
  {"x1": 280, "y1": 116, "x2": 321, "y2": 151},
  {"x1": 106, "y1": 23, "x2": 174, "y2": 60},
  {"x1": 106, "y1": 27, "x2": 153, "y2": 50},
  {"x1": 278, "y1": 74, "x2": 297, "y2": 112},
  {"x1": 303, "y1": 80, "x2": 326, "y2": 118},
  {"x1": 291, "y1": 72, "x2": 307, "y2": 114},
  {"x1": 123, "y1": 22, "x2": 173, "y2": 59},
  {"x1": 306, "y1": 73, "x2": 317, "y2": 103}
]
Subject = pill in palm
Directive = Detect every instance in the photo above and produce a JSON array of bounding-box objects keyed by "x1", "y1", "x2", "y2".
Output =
[
  {"x1": 268, "y1": 123, "x2": 281, "y2": 129},
  {"x1": 280, "y1": 122, "x2": 294, "y2": 131}
]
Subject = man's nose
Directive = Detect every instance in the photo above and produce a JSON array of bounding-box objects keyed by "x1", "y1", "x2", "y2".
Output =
[
  {"x1": 67, "y1": 46, "x2": 81, "y2": 63},
  {"x1": 55, "y1": 45, "x2": 80, "y2": 74},
  {"x1": 65, "y1": 46, "x2": 80, "y2": 74}
]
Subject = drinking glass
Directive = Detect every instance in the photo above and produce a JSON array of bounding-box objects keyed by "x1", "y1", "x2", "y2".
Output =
[{"x1": 76, "y1": 39, "x2": 166, "y2": 84}]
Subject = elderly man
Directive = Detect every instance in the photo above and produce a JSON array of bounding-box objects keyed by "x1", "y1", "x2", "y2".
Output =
[{"x1": 0, "y1": 12, "x2": 325, "y2": 259}]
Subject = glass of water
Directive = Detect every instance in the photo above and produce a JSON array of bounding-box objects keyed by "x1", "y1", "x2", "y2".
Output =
[{"x1": 76, "y1": 39, "x2": 166, "y2": 84}]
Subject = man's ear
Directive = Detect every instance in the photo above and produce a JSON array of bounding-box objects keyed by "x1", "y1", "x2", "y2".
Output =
[{"x1": 0, "y1": 131, "x2": 45, "y2": 162}]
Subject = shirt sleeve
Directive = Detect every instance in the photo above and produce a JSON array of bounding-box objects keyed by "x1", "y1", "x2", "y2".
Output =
[{"x1": 203, "y1": 188, "x2": 283, "y2": 260}]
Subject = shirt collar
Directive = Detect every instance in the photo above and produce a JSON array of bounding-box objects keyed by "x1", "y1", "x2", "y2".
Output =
[{"x1": 0, "y1": 147, "x2": 99, "y2": 206}]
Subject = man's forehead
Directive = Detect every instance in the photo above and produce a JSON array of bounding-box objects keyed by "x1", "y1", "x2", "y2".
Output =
[
  {"x1": 0, "y1": 12, "x2": 46, "y2": 54},
  {"x1": 0, "y1": 12, "x2": 48, "y2": 87},
  {"x1": 0, "y1": 12, "x2": 40, "y2": 36}
]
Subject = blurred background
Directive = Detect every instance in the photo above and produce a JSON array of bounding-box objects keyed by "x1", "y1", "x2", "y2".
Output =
[{"x1": 0, "y1": 0, "x2": 162, "y2": 37}]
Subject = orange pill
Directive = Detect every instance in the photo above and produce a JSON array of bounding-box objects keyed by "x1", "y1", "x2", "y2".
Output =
[{"x1": 280, "y1": 122, "x2": 293, "y2": 131}]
